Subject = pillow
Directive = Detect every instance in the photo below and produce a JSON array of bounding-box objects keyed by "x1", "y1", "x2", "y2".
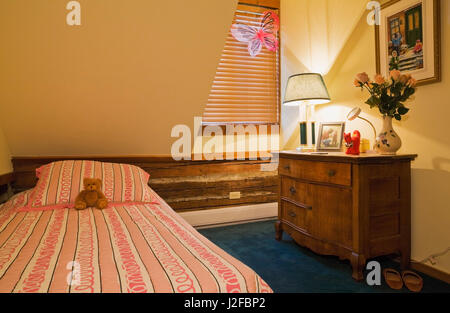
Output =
[{"x1": 18, "y1": 160, "x2": 158, "y2": 212}]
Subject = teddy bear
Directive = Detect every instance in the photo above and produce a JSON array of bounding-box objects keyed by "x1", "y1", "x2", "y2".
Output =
[{"x1": 74, "y1": 178, "x2": 109, "y2": 210}]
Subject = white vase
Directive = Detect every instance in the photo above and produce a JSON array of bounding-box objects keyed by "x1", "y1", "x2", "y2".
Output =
[{"x1": 375, "y1": 116, "x2": 402, "y2": 155}]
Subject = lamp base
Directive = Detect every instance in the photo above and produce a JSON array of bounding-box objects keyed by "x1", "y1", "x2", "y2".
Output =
[{"x1": 296, "y1": 146, "x2": 316, "y2": 153}]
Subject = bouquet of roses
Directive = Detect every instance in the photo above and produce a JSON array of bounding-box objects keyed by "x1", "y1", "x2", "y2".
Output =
[{"x1": 354, "y1": 70, "x2": 417, "y2": 121}]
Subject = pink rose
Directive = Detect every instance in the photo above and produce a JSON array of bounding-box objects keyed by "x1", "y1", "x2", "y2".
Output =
[
  {"x1": 407, "y1": 78, "x2": 417, "y2": 87},
  {"x1": 390, "y1": 70, "x2": 401, "y2": 81},
  {"x1": 399, "y1": 75, "x2": 409, "y2": 84},
  {"x1": 374, "y1": 74, "x2": 385, "y2": 84},
  {"x1": 356, "y1": 72, "x2": 370, "y2": 84}
]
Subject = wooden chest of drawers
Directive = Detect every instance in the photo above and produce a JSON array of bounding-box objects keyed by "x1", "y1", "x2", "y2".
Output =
[{"x1": 276, "y1": 151, "x2": 417, "y2": 281}]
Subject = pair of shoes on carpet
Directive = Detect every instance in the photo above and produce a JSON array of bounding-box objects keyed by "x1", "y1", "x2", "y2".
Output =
[{"x1": 383, "y1": 269, "x2": 423, "y2": 292}]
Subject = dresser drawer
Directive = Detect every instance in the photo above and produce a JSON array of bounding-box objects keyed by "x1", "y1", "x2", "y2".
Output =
[
  {"x1": 281, "y1": 177, "x2": 310, "y2": 204},
  {"x1": 280, "y1": 200, "x2": 311, "y2": 233},
  {"x1": 280, "y1": 177, "x2": 313, "y2": 234},
  {"x1": 279, "y1": 157, "x2": 352, "y2": 186}
]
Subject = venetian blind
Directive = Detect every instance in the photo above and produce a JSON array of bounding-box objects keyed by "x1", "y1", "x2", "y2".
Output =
[{"x1": 202, "y1": 4, "x2": 280, "y2": 125}]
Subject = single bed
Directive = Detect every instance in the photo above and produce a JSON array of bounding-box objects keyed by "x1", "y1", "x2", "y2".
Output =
[{"x1": 0, "y1": 160, "x2": 272, "y2": 293}]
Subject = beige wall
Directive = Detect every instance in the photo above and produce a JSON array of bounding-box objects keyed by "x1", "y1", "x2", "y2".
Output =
[
  {"x1": 0, "y1": 0, "x2": 237, "y2": 156},
  {"x1": 0, "y1": 123, "x2": 12, "y2": 175},
  {"x1": 280, "y1": 0, "x2": 368, "y2": 147},
  {"x1": 281, "y1": 0, "x2": 450, "y2": 274}
]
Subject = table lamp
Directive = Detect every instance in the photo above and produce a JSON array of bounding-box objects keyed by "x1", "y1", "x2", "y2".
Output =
[
  {"x1": 347, "y1": 107, "x2": 377, "y2": 151},
  {"x1": 284, "y1": 73, "x2": 331, "y2": 151}
]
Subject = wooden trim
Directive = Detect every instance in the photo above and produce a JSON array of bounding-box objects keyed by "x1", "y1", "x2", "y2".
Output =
[
  {"x1": 281, "y1": 177, "x2": 352, "y2": 190},
  {"x1": 280, "y1": 197, "x2": 313, "y2": 210},
  {"x1": 375, "y1": 23, "x2": 381, "y2": 75},
  {"x1": 279, "y1": 151, "x2": 417, "y2": 164},
  {"x1": 410, "y1": 261, "x2": 450, "y2": 284},
  {"x1": 0, "y1": 173, "x2": 14, "y2": 186},
  {"x1": 239, "y1": 0, "x2": 280, "y2": 10},
  {"x1": 12, "y1": 153, "x2": 277, "y2": 164},
  {"x1": 11, "y1": 155, "x2": 279, "y2": 212},
  {"x1": 13, "y1": 155, "x2": 176, "y2": 163}
]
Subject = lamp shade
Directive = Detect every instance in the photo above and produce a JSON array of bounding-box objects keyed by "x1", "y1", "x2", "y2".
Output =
[{"x1": 283, "y1": 73, "x2": 331, "y2": 106}]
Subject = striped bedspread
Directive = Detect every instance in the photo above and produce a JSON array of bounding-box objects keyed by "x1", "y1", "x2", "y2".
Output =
[{"x1": 0, "y1": 191, "x2": 272, "y2": 293}]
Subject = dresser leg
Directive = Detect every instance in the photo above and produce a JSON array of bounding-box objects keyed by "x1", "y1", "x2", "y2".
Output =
[
  {"x1": 400, "y1": 252, "x2": 411, "y2": 270},
  {"x1": 275, "y1": 221, "x2": 283, "y2": 241},
  {"x1": 350, "y1": 253, "x2": 366, "y2": 282}
]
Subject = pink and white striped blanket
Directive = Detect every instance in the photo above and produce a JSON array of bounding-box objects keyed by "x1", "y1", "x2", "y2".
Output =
[{"x1": 0, "y1": 190, "x2": 272, "y2": 293}]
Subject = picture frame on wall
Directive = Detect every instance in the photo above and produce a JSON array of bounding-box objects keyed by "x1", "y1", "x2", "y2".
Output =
[
  {"x1": 316, "y1": 122, "x2": 346, "y2": 152},
  {"x1": 375, "y1": 0, "x2": 441, "y2": 86}
]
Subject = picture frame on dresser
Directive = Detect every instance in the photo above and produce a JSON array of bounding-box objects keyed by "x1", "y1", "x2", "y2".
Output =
[{"x1": 316, "y1": 122, "x2": 346, "y2": 152}]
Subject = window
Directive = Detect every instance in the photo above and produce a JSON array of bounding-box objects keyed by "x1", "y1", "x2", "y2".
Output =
[{"x1": 202, "y1": 3, "x2": 280, "y2": 125}]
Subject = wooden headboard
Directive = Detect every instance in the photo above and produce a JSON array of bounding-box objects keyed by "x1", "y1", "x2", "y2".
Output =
[
  {"x1": 11, "y1": 155, "x2": 278, "y2": 212},
  {"x1": 12, "y1": 155, "x2": 183, "y2": 190},
  {"x1": 0, "y1": 173, "x2": 14, "y2": 203}
]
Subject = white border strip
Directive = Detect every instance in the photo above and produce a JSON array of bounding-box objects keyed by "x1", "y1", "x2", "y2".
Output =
[{"x1": 179, "y1": 203, "x2": 278, "y2": 228}]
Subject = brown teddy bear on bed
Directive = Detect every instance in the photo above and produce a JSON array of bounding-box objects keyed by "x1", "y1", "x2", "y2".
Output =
[{"x1": 74, "y1": 178, "x2": 108, "y2": 210}]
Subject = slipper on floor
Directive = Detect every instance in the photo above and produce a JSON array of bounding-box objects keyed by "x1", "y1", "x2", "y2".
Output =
[
  {"x1": 383, "y1": 268, "x2": 403, "y2": 290},
  {"x1": 402, "y1": 270, "x2": 423, "y2": 292}
]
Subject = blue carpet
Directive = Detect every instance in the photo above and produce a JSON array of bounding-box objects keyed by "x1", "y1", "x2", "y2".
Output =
[{"x1": 198, "y1": 220, "x2": 450, "y2": 293}]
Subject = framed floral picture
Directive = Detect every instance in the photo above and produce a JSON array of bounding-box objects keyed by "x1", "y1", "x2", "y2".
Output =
[
  {"x1": 375, "y1": 0, "x2": 441, "y2": 86},
  {"x1": 316, "y1": 122, "x2": 346, "y2": 152}
]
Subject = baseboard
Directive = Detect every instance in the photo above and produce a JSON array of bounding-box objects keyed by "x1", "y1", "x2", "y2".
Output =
[
  {"x1": 410, "y1": 261, "x2": 450, "y2": 285},
  {"x1": 179, "y1": 202, "x2": 278, "y2": 228}
]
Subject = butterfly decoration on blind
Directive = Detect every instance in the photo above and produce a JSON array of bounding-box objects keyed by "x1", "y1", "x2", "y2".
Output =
[{"x1": 231, "y1": 11, "x2": 280, "y2": 57}]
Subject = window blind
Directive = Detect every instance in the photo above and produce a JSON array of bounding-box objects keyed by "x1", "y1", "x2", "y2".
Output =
[{"x1": 202, "y1": 4, "x2": 280, "y2": 125}]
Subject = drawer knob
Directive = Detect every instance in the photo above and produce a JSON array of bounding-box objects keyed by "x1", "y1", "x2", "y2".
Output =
[
  {"x1": 296, "y1": 201, "x2": 313, "y2": 211},
  {"x1": 284, "y1": 165, "x2": 291, "y2": 171},
  {"x1": 288, "y1": 211, "x2": 297, "y2": 218},
  {"x1": 289, "y1": 186, "x2": 296, "y2": 194},
  {"x1": 328, "y1": 169, "x2": 336, "y2": 177}
]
